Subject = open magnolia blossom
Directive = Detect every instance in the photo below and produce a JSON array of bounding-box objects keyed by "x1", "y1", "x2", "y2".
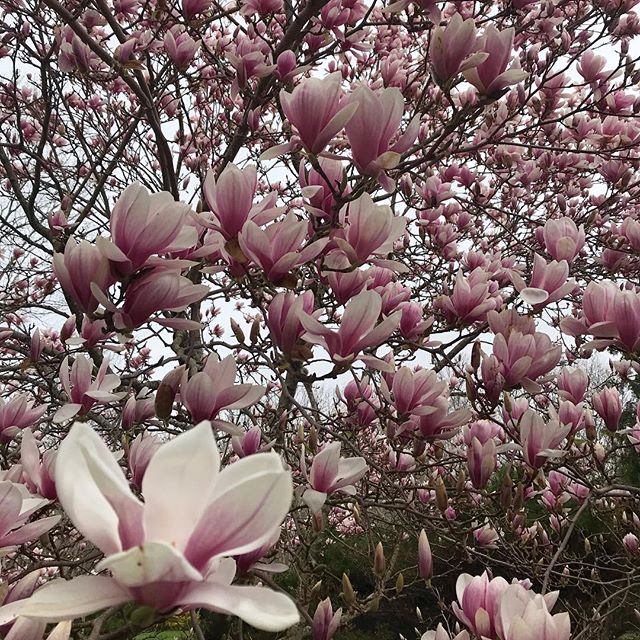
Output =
[{"x1": 0, "y1": 421, "x2": 299, "y2": 631}]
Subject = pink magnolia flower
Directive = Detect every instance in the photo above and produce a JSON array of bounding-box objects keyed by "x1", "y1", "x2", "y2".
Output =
[
  {"x1": 0, "y1": 422, "x2": 298, "y2": 630},
  {"x1": 467, "y1": 436, "x2": 497, "y2": 489},
  {"x1": 463, "y1": 420, "x2": 502, "y2": 445},
  {"x1": 499, "y1": 584, "x2": 570, "y2": 640},
  {"x1": 241, "y1": 0, "x2": 283, "y2": 15},
  {"x1": 512, "y1": 255, "x2": 575, "y2": 308},
  {"x1": 422, "y1": 624, "x2": 470, "y2": 640},
  {"x1": 344, "y1": 85, "x2": 418, "y2": 188},
  {"x1": 299, "y1": 289, "x2": 401, "y2": 368},
  {"x1": 453, "y1": 572, "x2": 510, "y2": 638},
  {"x1": 203, "y1": 164, "x2": 277, "y2": 240},
  {"x1": 313, "y1": 598, "x2": 342, "y2": 640},
  {"x1": 127, "y1": 431, "x2": 162, "y2": 490},
  {"x1": 20, "y1": 429, "x2": 57, "y2": 500},
  {"x1": 54, "y1": 355, "x2": 123, "y2": 422},
  {"x1": 473, "y1": 523, "x2": 499, "y2": 548},
  {"x1": 576, "y1": 50, "x2": 608, "y2": 83},
  {"x1": 180, "y1": 355, "x2": 265, "y2": 434},
  {"x1": 541, "y1": 217, "x2": 585, "y2": 262},
  {"x1": 232, "y1": 426, "x2": 268, "y2": 458},
  {"x1": 623, "y1": 532, "x2": 639, "y2": 555},
  {"x1": 462, "y1": 26, "x2": 527, "y2": 95},
  {"x1": 266, "y1": 291, "x2": 318, "y2": 356},
  {"x1": 557, "y1": 367, "x2": 588, "y2": 404},
  {"x1": 0, "y1": 394, "x2": 47, "y2": 441},
  {"x1": 113, "y1": 268, "x2": 209, "y2": 331},
  {"x1": 429, "y1": 13, "x2": 487, "y2": 85},
  {"x1": 57, "y1": 26, "x2": 105, "y2": 73},
  {"x1": 340, "y1": 379, "x2": 379, "y2": 427},
  {"x1": 398, "y1": 301, "x2": 432, "y2": 340},
  {"x1": 302, "y1": 442, "x2": 368, "y2": 513},
  {"x1": 381, "y1": 366, "x2": 446, "y2": 419},
  {"x1": 164, "y1": 26, "x2": 199, "y2": 68},
  {"x1": 592, "y1": 387, "x2": 622, "y2": 432},
  {"x1": 519, "y1": 410, "x2": 571, "y2": 469},
  {"x1": 98, "y1": 183, "x2": 197, "y2": 276},
  {"x1": 238, "y1": 213, "x2": 328, "y2": 283},
  {"x1": 0, "y1": 482, "x2": 59, "y2": 553},
  {"x1": 418, "y1": 529, "x2": 433, "y2": 580},
  {"x1": 300, "y1": 158, "x2": 345, "y2": 220},
  {"x1": 280, "y1": 73, "x2": 356, "y2": 154},
  {"x1": 333, "y1": 193, "x2": 406, "y2": 266},
  {"x1": 122, "y1": 388, "x2": 155, "y2": 430},
  {"x1": 53, "y1": 236, "x2": 113, "y2": 313},
  {"x1": 436, "y1": 268, "x2": 502, "y2": 324}
]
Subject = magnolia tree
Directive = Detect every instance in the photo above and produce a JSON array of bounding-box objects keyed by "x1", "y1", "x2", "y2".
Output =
[{"x1": 0, "y1": 0, "x2": 640, "y2": 637}]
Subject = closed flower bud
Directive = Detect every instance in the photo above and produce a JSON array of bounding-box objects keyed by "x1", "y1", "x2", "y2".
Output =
[
  {"x1": 374, "y1": 542, "x2": 386, "y2": 577},
  {"x1": 341, "y1": 574, "x2": 356, "y2": 607}
]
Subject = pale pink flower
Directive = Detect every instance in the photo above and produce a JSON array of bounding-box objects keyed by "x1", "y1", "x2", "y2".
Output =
[
  {"x1": 302, "y1": 442, "x2": 368, "y2": 513},
  {"x1": 54, "y1": 355, "x2": 122, "y2": 422},
  {"x1": 429, "y1": 13, "x2": 487, "y2": 84},
  {"x1": 266, "y1": 291, "x2": 318, "y2": 356},
  {"x1": 164, "y1": 26, "x2": 200, "y2": 68},
  {"x1": 114, "y1": 268, "x2": 209, "y2": 331},
  {"x1": 453, "y1": 572, "x2": 510, "y2": 638},
  {"x1": 463, "y1": 26, "x2": 527, "y2": 95},
  {"x1": 0, "y1": 482, "x2": 59, "y2": 553},
  {"x1": 20, "y1": 429, "x2": 57, "y2": 500},
  {"x1": 333, "y1": 193, "x2": 406, "y2": 266},
  {"x1": 0, "y1": 422, "x2": 298, "y2": 630},
  {"x1": 99, "y1": 184, "x2": 197, "y2": 277},
  {"x1": 180, "y1": 355, "x2": 265, "y2": 434},
  {"x1": 0, "y1": 394, "x2": 47, "y2": 441},
  {"x1": 512, "y1": 255, "x2": 575, "y2": 308},
  {"x1": 592, "y1": 386, "x2": 622, "y2": 432},
  {"x1": 313, "y1": 598, "x2": 342, "y2": 640},
  {"x1": 519, "y1": 410, "x2": 570, "y2": 469},
  {"x1": 344, "y1": 85, "x2": 418, "y2": 187},
  {"x1": 238, "y1": 213, "x2": 328, "y2": 283},
  {"x1": 467, "y1": 436, "x2": 497, "y2": 489},
  {"x1": 541, "y1": 217, "x2": 585, "y2": 262},
  {"x1": 557, "y1": 367, "x2": 588, "y2": 404},
  {"x1": 127, "y1": 431, "x2": 162, "y2": 490},
  {"x1": 53, "y1": 236, "x2": 113, "y2": 313},
  {"x1": 280, "y1": 73, "x2": 356, "y2": 154},
  {"x1": 437, "y1": 268, "x2": 502, "y2": 324},
  {"x1": 202, "y1": 164, "x2": 276, "y2": 240},
  {"x1": 499, "y1": 584, "x2": 570, "y2": 640},
  {"x1": 299, "y1": 290, "x2": 401, "y2": 368}
]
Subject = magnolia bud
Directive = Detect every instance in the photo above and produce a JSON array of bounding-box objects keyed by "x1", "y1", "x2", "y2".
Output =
[
  {"x1": 395, "y1": 572, "x2": 404, "y2": 595},
  {"x1": 230, "y1": 318, "x2": 245, "y2": 343},
  {"x1": 250, "y1": 317, "x2": 260, "y2": 344},
  {"x1": 373, "y1": 542, "x2": 386, "y2": 578},
  {"x1": 435, "y1": 476, "x2": 448, "y2": 511},
  {"x1": 366, "y1": 596, "x2": 380, "y2": 612},
  {"x1": 501, "y1": 472, "x2": 513, "y2": 510},
  {"x1": 418, "y1": 529, "x2": 433, "y2": 580},
  {"x1": 309, "y1": 427, "x2": 318, "y2": 453},
  {"x1": 341, "y1": 574, "x2": 356, "y2": 607}
]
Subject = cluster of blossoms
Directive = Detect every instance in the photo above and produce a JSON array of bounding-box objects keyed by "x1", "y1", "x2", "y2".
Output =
[{"x1": 1, "y1": 0, "x2": 640, "y2": 636}]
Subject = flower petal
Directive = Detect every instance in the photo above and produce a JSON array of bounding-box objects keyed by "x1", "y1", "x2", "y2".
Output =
[
  {"x1": 143, "y1": 421, "x2": 220, "y2": 549},
  {"x1": 0, "y1": 576, "x2": 130, "y2": 624},
  {"x1": 55, "y1": 422, "x2": 143, "y2": 555},
  {"x1": 97, "y1": 540, "x2": 202, "y2": 587},
  {"x1": 180, "y1": 581, "x2": 299, "y2": 632},
  {"x1": 185, "y1": 452, "x2": 292, "y2": 568}
]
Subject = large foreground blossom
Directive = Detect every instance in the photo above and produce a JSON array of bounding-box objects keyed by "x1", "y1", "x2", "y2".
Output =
[{"x1": 0, "y1": 422, "x2": 299, "y2": 631}]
